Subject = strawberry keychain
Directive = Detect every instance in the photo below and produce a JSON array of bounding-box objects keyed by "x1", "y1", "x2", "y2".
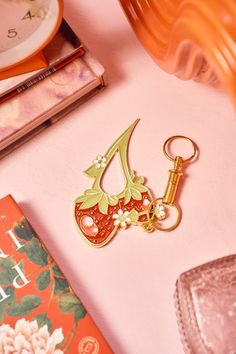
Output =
[{"x1": 74, "y1": 120, "x2": 198, "y2": 247}]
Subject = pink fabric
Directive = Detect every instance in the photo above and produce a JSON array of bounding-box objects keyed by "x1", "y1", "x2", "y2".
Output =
[{"x1": 0, "y1": 1, "x2": 235, "y2": 353}]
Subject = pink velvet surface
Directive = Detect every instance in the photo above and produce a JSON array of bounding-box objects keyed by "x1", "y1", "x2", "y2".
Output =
[{"x1": 0, "y1": 1, "x2": 235, "y2": 353}]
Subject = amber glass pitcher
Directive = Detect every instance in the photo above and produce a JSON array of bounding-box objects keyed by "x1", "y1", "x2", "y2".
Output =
[{"x1": 119, "y1": 0, "x2": 236, "y2": 105}]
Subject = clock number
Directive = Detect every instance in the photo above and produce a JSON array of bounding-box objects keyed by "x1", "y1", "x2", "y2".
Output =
[
  {"x1": 37, "y1": 7, "x2": 48, "y2": 19},
  {"x1": 22, "y1": 10, "x2": 35, "y2": 20},
  {"x1": 7, "y1": 28, "x2": 18, "y2": 39}
]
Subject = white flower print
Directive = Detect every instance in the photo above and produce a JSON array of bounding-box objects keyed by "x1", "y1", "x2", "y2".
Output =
[
  {"x1": 112, "y1": 209, "x2": 131, "y2": 229},
  {"x1": 0, "y1": 318, "x2": 64, "y2": 353},
  {"x1": 154, "y1": 204, "x2": 166, "y2": 220},
  {"x1": 93, "y1": 155, "x2": 107, "y2": 169}
]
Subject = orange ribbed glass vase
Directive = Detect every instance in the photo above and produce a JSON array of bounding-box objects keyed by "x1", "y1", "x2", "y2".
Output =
[{"x1": 119, "y1": 0, "x2": 236, "y2": 105}]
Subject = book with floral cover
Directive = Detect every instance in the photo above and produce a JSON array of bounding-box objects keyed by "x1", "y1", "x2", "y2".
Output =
[{"x1": 0, "y1": 195, "x2": 113, "y2": 354}]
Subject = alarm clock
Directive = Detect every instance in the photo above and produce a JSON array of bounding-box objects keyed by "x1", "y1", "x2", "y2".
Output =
[{"x1": 0, "y1": 0, "x2": 63, "y2": 72}]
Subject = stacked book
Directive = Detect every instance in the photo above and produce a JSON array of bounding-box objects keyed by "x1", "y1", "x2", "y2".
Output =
[{"x1": 0, "y1": 20, "x2": 106, "y2": 159}]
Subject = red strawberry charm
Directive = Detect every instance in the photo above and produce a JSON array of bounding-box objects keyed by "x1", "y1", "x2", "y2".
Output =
[{"x1": 74, "y1": 120, "x2": 154, "y2": 247}]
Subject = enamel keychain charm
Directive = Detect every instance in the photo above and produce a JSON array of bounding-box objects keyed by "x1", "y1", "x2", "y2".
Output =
[{"x1": 74, "y1": 120, "x2": 198, "y2": 247}]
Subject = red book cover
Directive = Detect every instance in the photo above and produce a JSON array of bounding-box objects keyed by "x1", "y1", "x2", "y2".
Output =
[{"x1": 0, "y1": 195, "x2": 113, "y2": 354}]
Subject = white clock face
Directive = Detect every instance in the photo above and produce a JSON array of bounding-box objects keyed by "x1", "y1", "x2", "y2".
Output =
[{"x1": 0, "y1": 0, "x2": 63, "y2": 72}]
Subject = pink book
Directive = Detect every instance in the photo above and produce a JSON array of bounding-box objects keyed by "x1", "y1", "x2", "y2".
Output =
[{"x1": 0, "y1": 23, "x2": 106, "y2": 160}]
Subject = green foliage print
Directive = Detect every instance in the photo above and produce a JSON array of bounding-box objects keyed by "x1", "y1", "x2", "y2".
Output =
[
  {"x1": 0, "y1": 217, "x2": 86, "y2": 352},
  {"x1": 0, "y1": 256, "x2": 42, "y2": 319},
  {"x1": 7, "y1": 295, "x2": 41, "y2": 316}
]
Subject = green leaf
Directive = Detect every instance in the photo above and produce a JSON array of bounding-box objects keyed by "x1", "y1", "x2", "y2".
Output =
[
  {"x1": 84, "y1": 165, "x2": 99, "y2": 178},
  {"x1": 54, "y1": 277, "x2": 69, "y2": 295},
  {"x1": 107, "y1": 195, "x2": 118, "y2": 206},
  {"x1": 52, "y1": 266, "x2": 64, "y2": 277},
  {"x1": 0, "y1": 269, "x2": 14, "y2": 286},
  {"x1": 75, "y1": 195, "x2": 86, "y2": 203},
  {"x1": 133, "y1": 183, "x2": 148, "y2": 193},
  {"x1": 25, "y1": 239, "x2": 48, "y2": 266},
  {"x1": 129, "y1": 209, "x2": 139, "y2": 224},
  {"x1": 134, "y1": 176, "x2": 144, "y2": 184},
  {"x1": 58, "y1": 294, "x2": 85, "y2": 315},
  {"x1": 0, "y1": 259, "x2": 25, "y2": 289},
  {"x1": 124, "y1": 188, "x2": 132, "y2": 205},
  {"x1": 16, "y1": 245, "x2": 26, "y2": 254},
  {"x1": 0, "y1": 287, "x2": 15, "y2": 322},
  {"x1": 33, "y1": 313, "x2": 52, "y2": 333},
  {"x1": 3, "y1": 287, "x2": 16, "y2": 305},
  {"x1": 36, "y1": 270, "x2": 50, "y2": 291},
  {"x1": 80, "y1": 192, "x2": 102, "y2": 209},
  {"x1": 7, "y1": 295, "x2": 41, "y2": 316},
  {"x1": 14, "y1": 218, "x2": 38, "y2": 241},
  {"x1": 74, "y1": 305, "x2": 87, "y2": 323},
  {"x1": 0, "y1": 256, "x2": 16, "y2": 268},
  {"x1": 99, "y1": 194, "x2": 109, "y2": 214},
  {"x1": 84, "y1": 189, "x2": 100, "y2": 196},
  {"x1": 0, "y1": 257, "x2": 16, "y2": 286},
  {"x1": 130, "y1": 187, "x2": 142, "y2": 200}
]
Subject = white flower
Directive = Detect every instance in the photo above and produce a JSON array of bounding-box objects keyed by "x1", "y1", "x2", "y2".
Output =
[
  {"x1": 154, "y1": 204, "x2": 166, "y2": 220},
  {"x1": 93, "y1": 155, "x2": 107, "y2": 169},
  {"x1": 0, "y1": 318, "x2": 64, "y2": 353},
  {"x1": 112, "y1": 209, "x2": 131, "y2": 229}
]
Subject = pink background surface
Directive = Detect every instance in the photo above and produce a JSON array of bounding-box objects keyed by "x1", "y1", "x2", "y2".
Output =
[{"x1": 0, "y1": 1, "x2": 235, "y2": 353}]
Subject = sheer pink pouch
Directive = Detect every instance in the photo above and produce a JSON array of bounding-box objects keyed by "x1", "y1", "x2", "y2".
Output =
[{"x1": 175, "y1": 255, "x2": 236, "y2": 354}]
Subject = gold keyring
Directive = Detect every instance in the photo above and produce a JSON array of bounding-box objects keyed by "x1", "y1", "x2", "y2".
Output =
[
  {"x1": 146, "y1": 198, "x2": 182, "y2": 232},
  {"x1": 163, "y1": 136, "x2": 198, "y2": 163}
]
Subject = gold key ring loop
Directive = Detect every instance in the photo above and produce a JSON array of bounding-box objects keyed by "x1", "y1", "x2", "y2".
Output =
[
  {"x1": 145, "y1": 198, "x2": 182, "y2": 232},
  {"x1": 163, "y1": 136, "x2": 198, "y2": 163}
]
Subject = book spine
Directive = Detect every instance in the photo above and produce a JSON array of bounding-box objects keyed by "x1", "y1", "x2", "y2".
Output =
[
  {"x1": 0, "y1": 47, "x2": 85, "y2": 105},
  {"x1": 17, "y1": 68, "x2": 56, "y2": 93}
]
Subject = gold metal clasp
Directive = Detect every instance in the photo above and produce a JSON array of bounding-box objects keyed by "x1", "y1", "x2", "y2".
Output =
[
  {"x1": 143, "y1": 135, "x2": 198, "y2": 233},
  {"x1": 162, "y1": 156, "x2": 183, "y2": 206},
  {"x1": 162, "y1": 135, "x2": 198, "y2": 208}
]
